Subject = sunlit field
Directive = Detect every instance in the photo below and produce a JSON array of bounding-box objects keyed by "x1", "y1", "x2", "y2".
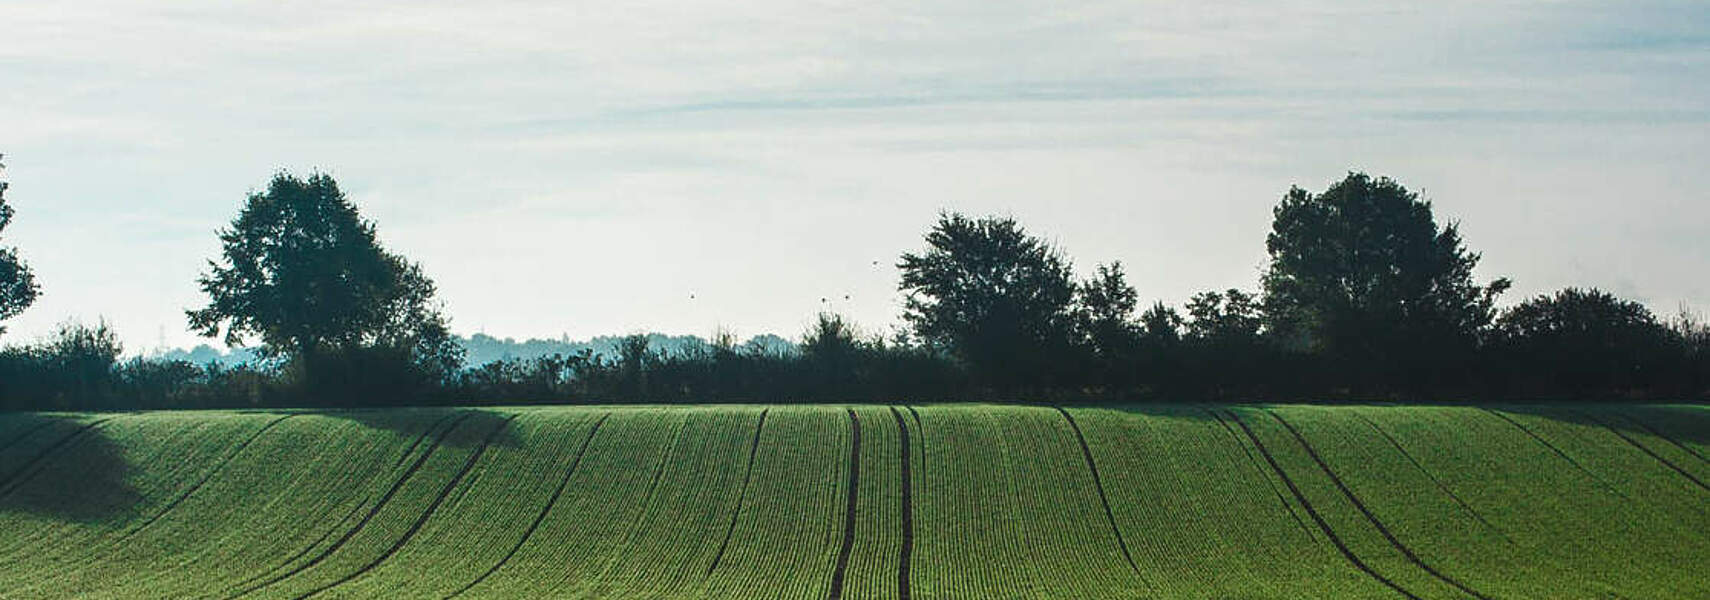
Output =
[{"x1": 2, "y1": 403, "x2": 1707, "y2": 598}]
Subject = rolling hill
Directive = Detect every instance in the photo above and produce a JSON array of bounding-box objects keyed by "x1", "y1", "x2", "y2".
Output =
[{"x1": 1, "y1": 403, "x2": 1707, "y2": 598}]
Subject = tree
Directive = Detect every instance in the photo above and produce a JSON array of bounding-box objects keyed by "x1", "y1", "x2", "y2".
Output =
[
  {"x1": 1262, "y1": 172, "x2": 1509, "y2": 391},
  {"x1": 186, "y1": 172, "x2": 462, "y2": 391},
  {"x1": 1494, "y1": 288, "x2": 1676, "y2": 395},
  {"x1": 898, "y1": 212, "x2": 1080, "y2": 389},
  {"x1": 0, "y1": 154, "x2": 40, "y2": 336},
  {"x1": 1077, "y1": 262, "x2": 1141, "y2": 358},
  {"x1": 1185, "y1": 289, "x2": 1262, "y2": 345}
]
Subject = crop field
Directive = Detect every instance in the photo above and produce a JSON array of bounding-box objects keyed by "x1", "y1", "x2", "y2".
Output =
[{"x1": 0, "y1": 404, "x2": 1707, "y2": 598}]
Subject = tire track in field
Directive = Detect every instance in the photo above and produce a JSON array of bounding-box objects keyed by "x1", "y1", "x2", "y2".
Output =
[
  {"x1": 1577, "y1": 411, "x2": 1710, "y2": 495},
  {"x1": 1265, "y1": 410, "x2": 1491, "y2": 600},
  {"x1": 1619, "y1": 412, "x2": 1710, "y2": 467},
  {"x1": 296, "y1": 414, "x2": 520, "y2": 600},
  {"x1": 1053, "y1": 406, "x2": 1141, "y2": 577},
  {"x1": 1201, "y1": 406, "x2": 1312, "y2": 537},
  {"x1": 0, "y1": 418, "x2": 115, "y2": 499},
  {"x1": 827, "y1": 409, "x2": 860, "y2": 600},
  {"x1": 905, "y1": 406, "x2": 925, "y2": 478},
  {"x1": 445, "y1": 413, "x2": 610, "y2": 599},
  {"x1": 1480, "y1": 408, "x2": 1629, "y2": 500},
  {"x1": 1221, "y1": 409, "x2": 1422, "y2": 600},
  {"x1": 1347, "y1": 412, "x2": 1511, "y2": 544},
  {"x1": 119, "y1": 414, "x2": 299, "y2": 543},
  {"x1": 0, "y1": 419, "x2": 60, "y2": 456},
  {"x1": 223, "y1": 411, "x2": 477, "y2": 600},
  {"x1": 221, "y1": 412, "x2": 461, "y2": 597},
  {"x1": 706, "y1": 408, "x2": 769, "y2": 578},
  {"x1": 889, "y1": 407, "x2": 914, "y2": 600}
]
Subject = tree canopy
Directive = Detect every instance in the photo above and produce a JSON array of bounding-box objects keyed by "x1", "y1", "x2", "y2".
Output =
[
  {"x1": 1262, "y1": 172, "x2": 1509, "y2": 388},
  {"x1": 0, "y1": 154, "x2": 40, "y2": 337},
  {"x1": 186, "y1": 172, "x2": 460, "y2": 382},
  {"x1": 899, "y1": 212, "x2": 1081, "y2": 389}
]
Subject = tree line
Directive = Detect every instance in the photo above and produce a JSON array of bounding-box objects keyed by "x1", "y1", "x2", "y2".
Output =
[{"x1": 0, "y1": 166, "x2": 1705, "y2": 410}]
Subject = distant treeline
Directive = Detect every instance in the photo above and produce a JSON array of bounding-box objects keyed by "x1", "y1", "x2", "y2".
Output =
[{"x1": 0, "y1": 170, "x2": 1706, "y2": 410}]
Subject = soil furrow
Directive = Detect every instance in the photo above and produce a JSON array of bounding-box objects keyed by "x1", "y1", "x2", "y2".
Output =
[
  {"x1": 296, "y1": 414, "x2": 519, "y2": 600},
  {"x1": 445, "y1": 413, "x2": 610, "y2": 599},
  {"x1": 906, "y1": 406, "x2": 925, "y2": 477},
  {"x1": 1481, "y1": 408, "x2": 1628, "y2": 500},
  {"x1": 1348, "y1": 412, "x2": 1510, "y2": 544},
  {"x1": 1579, "y1": 412, "x2": 1710, "y2": 495},
  {"x1": 0, "y1": 418, "x2": 115, "y2": 498},
  {"x1": 827, "y1": 409, "x2": 860, "y2": 600},
  {"x1": 1619, "y1": 412, "x2": 1710, "y2": 466},
  {"x1": 225, "y1": 411, "x2": 477, "y2": 600},
  {"x1": 1054, "y1": 406, "x2": 1140, "y2": 576},
  {"x1": 706, "y1": 408, "x2": 769, "y2": 578},
  {"x1": 1222, "y1": 410, "x2": 1422, "y2": 600},
  {"x1": 221, "y1": 414, "x2": 460, "y2": 597},
  {"x1": 1202, "y1": 406, "x2": 1312, "y2": 536},
  {"x1": 121, "y1": 414, "x2": 299, "y2": 543},
  {"x1": 1266, "y1": 410, "x2": 1491, "y2": 600},
  {"x1": 890, "y1": 406, "x2": 914, "y2": 600},
  {"x1": 0, "y1": 419, "x2": 61, "y2": 456}
]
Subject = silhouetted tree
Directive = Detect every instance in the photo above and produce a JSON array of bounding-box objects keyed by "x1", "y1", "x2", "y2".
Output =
[
  {"x1": 1262, "y1": 173, "x2": 1509, "y2": 392},
  {"x1": 1185, "y1": 289, "x2": 1263, "y2": 344},
  {"x1": 0, "y1": 154, "x2": 40, "y2": 337},
  {"x1": 186, "y1": 172, "x2": 462, "y2": 399},
  {"x1": 1075, "y1": 262, "x2": 1141, "y2": 391},
  {"x1": 899, "y1": 212, "x2": 1081, "y2": 391},
  {"x1": 1495, "y1": 288, "x2": 1676, "y2": 396},
  {"x1": 1077, "y1": 263, "x2": 1140, "y2": 356}
]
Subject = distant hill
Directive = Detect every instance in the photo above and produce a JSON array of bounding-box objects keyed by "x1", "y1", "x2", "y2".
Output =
[{"x1": 148, "y1": 332, "x2": 799, "y2": 369}]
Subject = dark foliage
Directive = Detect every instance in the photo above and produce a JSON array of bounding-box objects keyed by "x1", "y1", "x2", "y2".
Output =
[
  {"x1": 1263, "y1": 173, "x2": 1510, "y2": 394},
  {"x1": 1490, "y1": 288, "x2": 1683, "y2": 397},
  {"x1": 186, "y1": 172, "x2": 462, "y2": 394},
  {"x1": 899, "y1": 212, "x2": 1085, "y2": 392},
  {"x1": 0, "y1": 154, "x2": 40, "y2": 337},
  {"x1": 2, "y1": 171, "x2": 1705, "y2": 410}
]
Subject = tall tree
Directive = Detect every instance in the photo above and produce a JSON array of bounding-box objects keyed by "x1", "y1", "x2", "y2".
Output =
[
  {"x1": 898, "y1": 212, "x2": 1080, "y2": 389},
  {"x1": 187, "y1": 172, "x2": 461, "y2": 384},
  {"x1": 1262, "y1": 173, "x2": 1509, "y2": 390},
  {"x1": 0, "y1": 154, "x2": 40, "y2": 336}
]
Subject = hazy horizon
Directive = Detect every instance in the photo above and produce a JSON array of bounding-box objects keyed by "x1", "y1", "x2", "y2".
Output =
[{"x1": 3, "y1": 1, "x2": 1707, "y2": 352}]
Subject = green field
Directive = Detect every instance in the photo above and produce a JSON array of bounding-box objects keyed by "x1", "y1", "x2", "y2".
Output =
[{"x1": 1, "y1": 404, "x2": 1707, "y2": 599}]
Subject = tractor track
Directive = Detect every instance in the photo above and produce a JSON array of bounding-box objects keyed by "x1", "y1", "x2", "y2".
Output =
[
  {"x1": 120, "y1": 414, "x2": 299, "y2": 543},
  {"x1": 221, "y1": 412, "x2": 460, "y2": 596},
  {"x1": 1348, "y1": 412, "x2": 1510, "y2": 544},
  {"x1": 1619, "y1": 412, "x2": 1710, "y2": 467},
  {"x1": 224, "y1": 411, "x2": 478, "y2": 600},
  {"x1": 706, "y1": 409, "x2": 769, "y2": 578},
  {"x1": 295, "y1": 414, "x2": 518, "y2": 599},
  {"x1": 0, "y1": 418, "x2": 116, "y2": 499},
  {"x1": 1481, "y1": 408, "x2": 1629, "y2": 500},
  {"x1": 890, "y1": 406, "x2": 914, "y2": 600},
  {"x1": 445, "y1": 413, "x2": 610, "y2": 599},
  {"x1": 1265, "y1": 410, "x2": 1491, "y2": 600},
  {"x1": 1578, "y1": 411, "x2": 1710, "y2": 495},
  {"x1": 826, "y1": 409, "x2": 860, "y2": 600},
  {"x1": 0, "y1": 419, "x2": 61, "y2": 457},
  {"x1": 1203, "y1": 406, "x2": 1313, "y2": 537},
  {"x1": 1221, "y1": 409, "x2": 1423, "y2": 600},
  {"x1": 1054, "y1": 406, "x2": 1141, "y2": 578}
]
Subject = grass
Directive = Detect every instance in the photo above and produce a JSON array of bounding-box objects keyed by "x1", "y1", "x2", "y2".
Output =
[{"x1": 1, "y1": 403, "x2": 1707, "y2": 598}]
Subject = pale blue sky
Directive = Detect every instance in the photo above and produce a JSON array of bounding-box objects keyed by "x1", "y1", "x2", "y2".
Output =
[{"x1": 2, "y1": 0, "x2": 1707, "y2": 353}]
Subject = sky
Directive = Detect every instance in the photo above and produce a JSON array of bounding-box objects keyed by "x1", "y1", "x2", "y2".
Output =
[{"x1": 2, "y1": 0, "x2": 1707, "y2": 354}]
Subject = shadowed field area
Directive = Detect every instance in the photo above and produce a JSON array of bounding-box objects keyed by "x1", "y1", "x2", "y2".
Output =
[{"x1": 1, "y1": 403, "x2": 1707, "y2": 599}]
